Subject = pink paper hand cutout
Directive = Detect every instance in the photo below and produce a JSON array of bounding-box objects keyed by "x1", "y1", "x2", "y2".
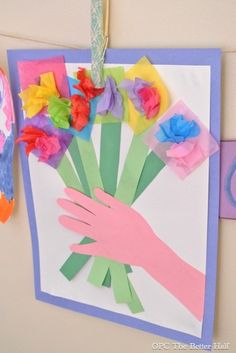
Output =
[
  {"x1": 58, "y1": 188, "x2": 205, "y2": 321},
  {"x1": 58, "y1": 187, "x2": 159, "y2": 266}
]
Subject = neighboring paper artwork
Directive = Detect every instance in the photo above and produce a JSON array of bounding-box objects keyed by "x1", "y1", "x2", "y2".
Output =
[
  {"x1": 220, "y1": 141, "x2": 236, "y2": 219},
  {"x1": 8, "y1": 48, "x2": 221, "y2": 348},
  {"x1": 0, "y1": 68, "x2": 15, "y2": 223}
]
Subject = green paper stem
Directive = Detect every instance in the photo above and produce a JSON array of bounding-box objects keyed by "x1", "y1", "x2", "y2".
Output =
[
  {"x1": 133, "y1": 152, "x2": 165, "y2": 202},
  {"x1": 109, "y1": 261, "x2": 132, "y2": 304},
  {"x1": 102, "y1": 264, "x2": 132, "y2": 288},
  {"x1": 60, "y1": 238, "x2": 95, "y2": 280},
  {"x1": 100, "y1": 122, "x2": 121, "y2": 195},
  {"x1": 115, "y1": 134, "x2": 149, "y2": 205},
  {"x1": 102, "y1": 269, "x2": 112, "y2": 287},
  {"x1": 82, "y1": 259, "x2": 132, "y2": 288},
  {"x1": 88, "y1": 257, "x2": 110, "y2": 287},
  {"x1": 68, "y1": 139, "x2": 91, "y2": 197},
  {"x1": 88, "y1": 258, "x2": 133, "y2": 305},
  {"x1": 57, "y1": 154, "x2": 82, "y2": 191},
  {"x1": 127, "y1": 279, "x2": 144, "y2": 313},
  {"x1": 75, "y1": 138, "x2": 103, "y2": 197}
]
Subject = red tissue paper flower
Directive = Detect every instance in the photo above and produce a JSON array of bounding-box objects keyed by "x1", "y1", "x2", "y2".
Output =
[
  {"x1": 70, "y1": 94, "x2": 90, "y2": 131},
  {"x1": 16, "y1": 126, "x2": 61, "y2": 162},
  {"x1": 74, "y1": 68, "x2": 104, "y2": 100},
  {"x1": 138, "y1": 86, "x2": 161, "y2": 119}
]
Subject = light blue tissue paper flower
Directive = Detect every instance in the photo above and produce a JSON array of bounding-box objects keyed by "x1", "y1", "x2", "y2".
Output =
[{"x1": 155, "y1": 114, "x2": 200, "y2": 144}]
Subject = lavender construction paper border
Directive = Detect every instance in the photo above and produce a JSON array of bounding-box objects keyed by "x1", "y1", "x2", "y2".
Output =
[{"x1": 7, "y1": 48, "x2": 221, "y2": 348}]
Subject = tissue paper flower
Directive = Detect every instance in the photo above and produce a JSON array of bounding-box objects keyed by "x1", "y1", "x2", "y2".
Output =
[
  {"x1": 48, "y1": 96, "x2": 71, "y2": 129},
  {"x1": 121, "y1": 57, "x2": 169, "y2": 135},
  {"x1": 144, "y1": 100, "x2": 219, "y2": 179},
  {"x1": 70, "y1": 68, "x2": 104, "y2": 132},
  {"x1": 17, "y1": 115, "x2": 72, "y2": 168},
  {"x1": 16, "y1": 126, "x2": 61, "y2": 162},
  {"x1": 19, "y1": 72, "x2": 60, "y2": 118},
  {"x1": 120, "y1": 78, "x2": 149, "y2": 114},
  {"x1": 70, "y1": 94, "x2": 90, "y2": 131},
  {"x1": 138, "y1": 86, "x2": 160, "y2": 119},
  {"x1": 73, "y1": 68, "x2": 104, "y2": 100},
  {"x1": 120, "y1": 78, "x2": 160, "y2": 119},
  {"x1": 96, "y1": 76, "x2": 123, "y2": 119},
  {"x1": 155, "y1": 114, "x2": 200, "y2": 143}
]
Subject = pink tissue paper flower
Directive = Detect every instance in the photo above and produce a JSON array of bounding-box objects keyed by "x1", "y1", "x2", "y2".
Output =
[{"x1": 144, "y1": 100, "x2": 219, "y2": 179}]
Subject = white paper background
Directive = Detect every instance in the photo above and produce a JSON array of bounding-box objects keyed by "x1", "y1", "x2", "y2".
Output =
[{"x1": 28, "y1": 63, "x2": 210, "y2": 338}]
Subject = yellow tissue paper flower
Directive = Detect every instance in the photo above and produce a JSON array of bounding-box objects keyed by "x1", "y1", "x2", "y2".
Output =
[
  {"x1": 19, "y1": 72, "x2": 60, "y2": 118},
  {"x1": 124, "y1": 57, "x2": 169, "y2": 134}
]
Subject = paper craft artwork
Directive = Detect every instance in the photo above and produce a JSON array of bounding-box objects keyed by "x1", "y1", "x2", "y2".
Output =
[
  {"x1": 220, "y1": 141, "x2": 236, "y2": 219},
  {"x1": 8, "y1": 48, "x2": 221, "y2": 348},
  {"x1": 0, "y1": 68, "x2": 15, "y2": 223}
]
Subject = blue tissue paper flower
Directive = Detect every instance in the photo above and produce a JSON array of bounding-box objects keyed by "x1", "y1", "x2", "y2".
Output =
[{"x1": 155, "y1": 114, "x2": 200, "y2": 144}]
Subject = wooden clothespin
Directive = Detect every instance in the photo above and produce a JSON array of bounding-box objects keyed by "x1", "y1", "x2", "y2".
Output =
[{"x1": 103, "y1": 0, "x2": 110, "y2": 52}]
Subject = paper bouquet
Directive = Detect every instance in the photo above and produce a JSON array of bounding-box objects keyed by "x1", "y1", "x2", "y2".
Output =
[{"x1": 17, "y1": 55, "x2": 218, "y2": 313}]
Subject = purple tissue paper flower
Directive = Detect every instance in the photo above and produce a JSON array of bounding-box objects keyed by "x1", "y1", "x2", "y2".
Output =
[
  {"x1": 96, "y1": 76, "x2": 123, "y2": 119},
  {"x1": 120, "y1": 77, "x2": 151, "y2": 114}
]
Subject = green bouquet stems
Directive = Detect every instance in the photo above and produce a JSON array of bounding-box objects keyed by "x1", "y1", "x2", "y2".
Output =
[{"x1": 57, "y1": 64, "x2": 165, "y2": 313}]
